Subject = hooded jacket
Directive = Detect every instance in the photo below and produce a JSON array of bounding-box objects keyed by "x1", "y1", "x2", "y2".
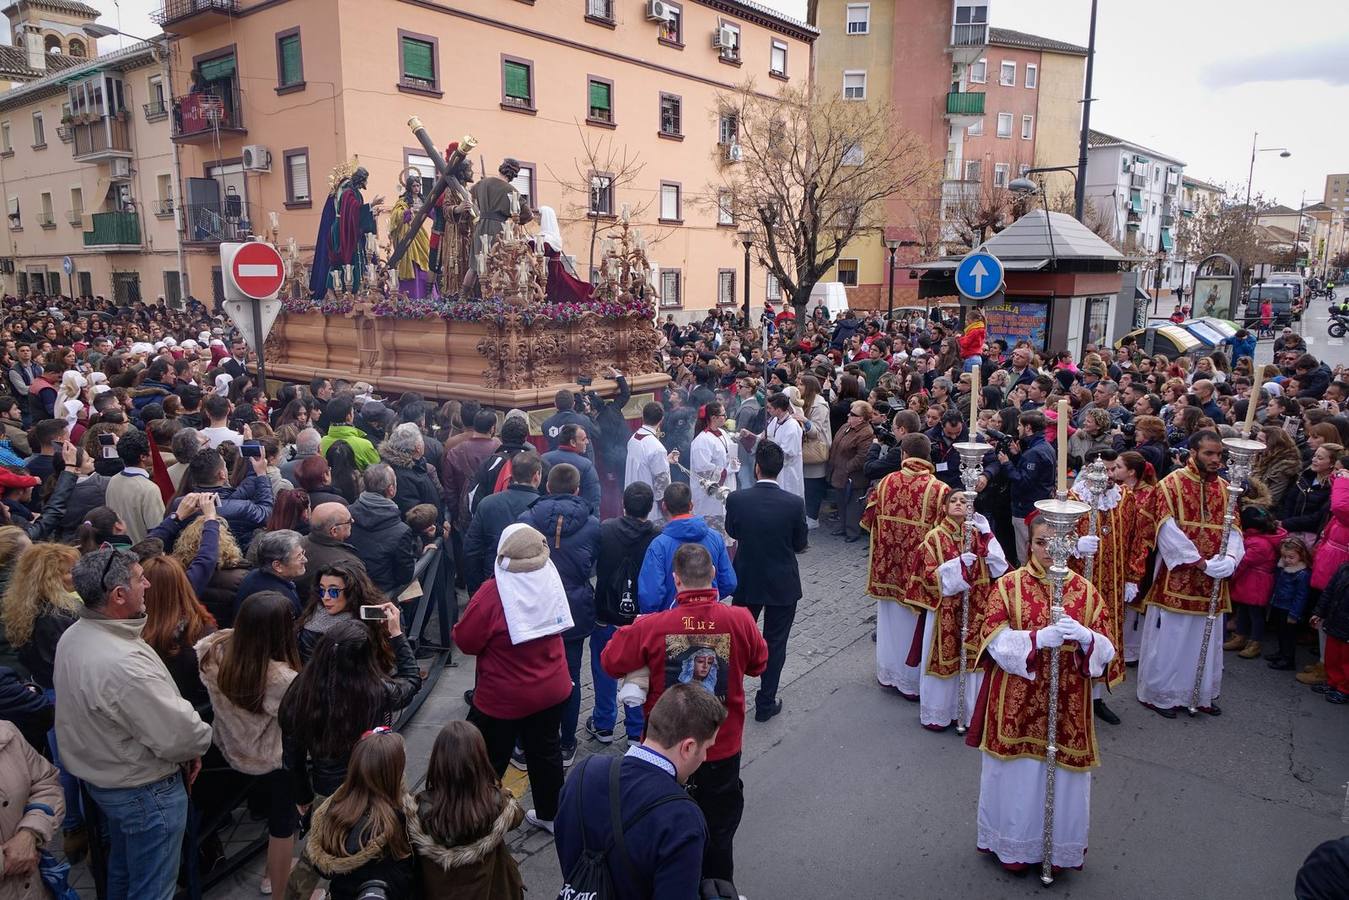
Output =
[
  {"x1": 541, "y1": 445, "x2": 601, "y2": 516},
  {"x1": 462, "y1": 484, "x2": 540, "y2": 594},
  {"x1": 349, "y1": 491, "x2": 419, "y2": 595},
  {"x1": 0, "y1": 720, "x2": 62, "y2": 900},
  {"x1": 380, "y1": 442, "x2": 443, "y2": 519},
  {"x1": 170, "y1": 472, "x2": 274, "y2": 548},
  {"x1": 517, "y1": 493, "x2": 601, "y2": 640},
  {"x1": 637, "y1": 515, "x2": 737, "y2": 613},
  {"x1": 408, "y1": 790, "x2": 524, "y2": 900},
  {"x1": 304, "y1": 794, "x2": 417, "y2": 900},
  {"x1": 320, "y1": 424, "x2": 381, "y2": 470},
  {"x1": 195, "y1": 629, "x2": 298, "y2": 775}
]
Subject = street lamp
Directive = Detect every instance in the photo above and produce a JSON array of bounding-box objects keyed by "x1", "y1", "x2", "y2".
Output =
[
  {"x1": 884, "y1": 237, "x2": 900, "y2": 321},
  {"x1": 1008, "y1": 177, "x2": 1057, "y2": 265},
  {"x1": 737, "y1": 226, "x2": 754, "y2": 327},
  {"x1": 1242, "y1": 131, "x2": 1291, "y2": 288}
]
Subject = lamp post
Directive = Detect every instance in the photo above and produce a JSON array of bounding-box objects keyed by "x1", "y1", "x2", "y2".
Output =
[
  {"x1": 1153, "y1": 248, "x2": 1166, "y2": 316},
  {"x1": 1242, "y1": 132, "x2": 1291, "y2": 285},
  {"x1": 1073, "y1": 0, "x2": 1099, "y2": 222},
  {"x1": 737, "y1": 226, "x2": 754, "y2": 328},
  {"x1": 884, "y1": 237, "x2": 900, "y2": 321}
]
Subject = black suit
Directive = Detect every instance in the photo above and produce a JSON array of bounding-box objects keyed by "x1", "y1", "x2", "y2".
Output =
[{"x1": 726, "y1": 479, "x2": 808, "y2": 713}]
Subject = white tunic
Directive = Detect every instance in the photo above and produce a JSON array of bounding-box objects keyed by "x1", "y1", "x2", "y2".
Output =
[
  {"x1": 689, "y1": 429, "x2": 732, "y2": 522},
  {"x1": 876, "y1": 600, "x2": 921, "y2": 697},
  {"x1": 766, "y1": 415, "x2": 804, "y2": 500},
  {"x1": 625, "y1": 425, "x2": 670, "y2": 522}
]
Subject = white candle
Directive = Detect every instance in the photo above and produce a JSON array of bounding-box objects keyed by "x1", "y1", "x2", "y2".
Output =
[
  {"x1": 1056, "y1": 398, "x2": 1069, "y2": 496},
  {"x1": 269, "y1": 211, "x2": 279, "y2": 230},
  {"x1": 1244, "y1": 367, "x2": 1263, "y2": 435},
  {"x1": 970, "y1": 366, "x2": 980, "y2": 425}
]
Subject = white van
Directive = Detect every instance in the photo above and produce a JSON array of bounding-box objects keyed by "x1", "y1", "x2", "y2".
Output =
[{"x1": 808, "y1": 281, "x2": 851, "y2": 319}]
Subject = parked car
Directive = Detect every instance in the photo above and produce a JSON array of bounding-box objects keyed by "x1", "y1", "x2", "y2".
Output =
[{"x1": 1244, "y1": 283, "x2": 1299, "y2": 327}]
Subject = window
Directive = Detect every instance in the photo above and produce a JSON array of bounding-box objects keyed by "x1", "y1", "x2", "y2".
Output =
[
  {"x1": 993, "y1": 164, "x2": 1009, "y2": 188},
  {"x1": 967, "y1": 117, "x2": 983, "y2": 136},
  {"x1": 1, "y1": 122, "x2": 10, "y2": 153},
  {"x1": 717, "y1": 269, "x2": 736, "y2": 305},
  {"x1": 1019, "y1": 164, "x2": 1031, "y2": 177},
  {"x1": 659, "y1": 2, "x2": 682, "y2": 45},
  {"x1": 276, "y1": 29, "x2": 303, "y2": 90},
  {"x1": 31, "y1": 112, "x2": 44, "y2": 148},
  {"x1": 284, "y1": 149, "x2": 311, "y2": 206},
  {"x1": 846, "y1": 3, "x2": 870, "y2": 33},
  {"x1": 589, "y1": 173, "x2": 613, "y2": 215},
  {"x1": 147, "y1": 75, "x2": 166, "y2": 115},
  {"x1": 717, "y1": 21, "x2": 740, "y2": 61},
  {"x1": 996, "y1": 113, "x2": 1012, "y2": 138},
  {"x1": 842, "y1": 142, "x2": 864, "y2": 166},
  {"x1": 770, "y1": 40, "x2": 788, "y2": 77},
  {"x1": 659, "y1": 93, "x2": 682, "y2": 137},
  {"x1": 1025, "y1": 63, "x2": 1037, "y2": 88},
  {"x1": 965, "y1": 160, "x2": 982, "y2": 181},
  {"x1": 718, "y1": 112, "x2": 738, "y2": 145},
  {"x1": 660, "y1": 269, "x2": 681, "y2": 307},
  {"x1": 7, "y1": 197, "x2": 19, "y2": 230},
  {"x1": 836, "y1": 258, "x2": 858, "y2": 286},
  {"x1": 39, "y1": 192, "x2": 53, "y2": 227},
  {"x1": 70, "y1": 187, "x2": 83, "y2": 222},
  {"x1": 999, "y1": 61, "x2": 1015, "y2": 86},
  {"x1": 587, "y1": 77, "x2": 614, "y2": 125},
  {"x1": 843, "y1": 70, "x2": 866, "y2": 100},
  {"x1": 766, "y1": 272, "x2": 781, "y2": 301},
  {"x1": 501, "y1": 56, "x2": 534, "y2": 111},
  {"x1": 717, "y1": 191, "x2": 734, "y2": 225},
  {"x1": 398, "y1": 31, "x2": 439, "y2": 94},
  {"x1": 586, "y1": 0, "x2": 614, "y2": 22},
  {"x1": 970, "y1": 58, "x2": 986, "y2": 83},
  {"x1": 659, "y1": 182, "x2": 681, "y2": 222},
  {"x1": 510, "y1": 164, "x2": 536, "y2": 210},
  {"x1": 1021, "y1": 115, "x2": 1033, "y2": 139}
]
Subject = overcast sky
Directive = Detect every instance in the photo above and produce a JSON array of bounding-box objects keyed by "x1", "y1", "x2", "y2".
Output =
[{"x1": 69, "y1": 0, "x2": 1348, "y2": 209}]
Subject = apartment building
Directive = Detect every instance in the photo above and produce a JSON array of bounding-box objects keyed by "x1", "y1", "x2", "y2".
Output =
[
  {"x1": 152, "y1": 0, "x2": 815, "y2": 315},
  {"x1": 0, "y1": 29, "x2": 181, "y2": 303},
  {"x1": 1324, "y1": 173, "x2": 1348, "y2": 217}
]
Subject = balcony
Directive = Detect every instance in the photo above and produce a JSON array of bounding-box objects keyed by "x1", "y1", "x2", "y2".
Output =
[
  {"x1": 151, "y1": 0, "x2": 239, "y2": 35},
  {"x1": 945, "y1": 91, "x2": 985, "y2": 125},
  {"x1": 71, "y1": 117, "x2": 131, "y2": 162},
  {"x1": 153, "y1": 198, "x2": 176, "y2": 218},
  {"x1": 83, "y1": 211, "x2": 142, "y2": 251},
  {"x1": 55, "y1": 125, "x2": 73, "y2": 144},
  {"x1": 948, "y1": 22, "x2": 988, "y2": 64},
  {"x1": 171, "y1": 88, "x2": 245, "y2": 143},
  {"x1": 143, "y1": 99, "x2": 168, "y2": 122},
  {"x1": 1160, "y1": 213, "x2": 1175, "y2": 228},
  {"x1": 182, "y1": 200, "x2": 258, "y2": 245},
  {"x1": 1129, "y1": 172, "x2": 1148, "y2": 189}
]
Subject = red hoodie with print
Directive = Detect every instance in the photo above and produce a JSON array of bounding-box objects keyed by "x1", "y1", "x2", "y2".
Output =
[{"x1": 601, "y1": 588, "x2": 768, "y2": 761}]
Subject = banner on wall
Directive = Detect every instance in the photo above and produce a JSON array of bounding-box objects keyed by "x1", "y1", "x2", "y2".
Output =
[{"x1": 983, "y1": 298, "x2": 1049, "y2": 351}]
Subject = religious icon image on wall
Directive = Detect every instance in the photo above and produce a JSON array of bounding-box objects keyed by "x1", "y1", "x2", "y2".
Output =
[{"x1": 665, "y1": 634, "x2": 730, "y2": 704}]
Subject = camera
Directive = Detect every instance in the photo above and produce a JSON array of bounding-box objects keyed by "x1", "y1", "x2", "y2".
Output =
[
  {"x1": 355, "y1": 881, "x2": 388, "y2": 900},
  {"x1": 240, "y1": 442, "x2": 263, "y2": 459},
  {"x1": 871, "y1": 422, "x2": 897, "y2": 446},
  {"x1": 576, "y1": 375, "x2": 593, "y2": 387},
  {"x1": 1172, "y1": 447, "x2": 1190, "y2": 465},
  {"x1": 983, "y1": 428, "x2": 1015, "y2": 455},
  {"x1": 1166, "y1": 428, "x2": 1187, "y2": 448}
]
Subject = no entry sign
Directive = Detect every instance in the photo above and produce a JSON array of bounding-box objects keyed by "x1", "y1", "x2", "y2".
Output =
[{"x1": 227, "y1": 241, "x2": 286, "y2": 300}]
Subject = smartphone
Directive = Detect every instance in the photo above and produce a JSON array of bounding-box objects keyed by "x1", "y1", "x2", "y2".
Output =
[
  {"x1": 359, "y1": 605, "x2": 388, "y2": 621},
  {"x1": 98, "y1": 433, "x2": 115, "y2": 446},
  {"x1": 240, "y1": 442, "x2": 263, "y2": 459}
]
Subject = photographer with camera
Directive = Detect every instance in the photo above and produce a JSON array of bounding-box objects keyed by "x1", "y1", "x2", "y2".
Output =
[
  {"x1": 862, "y1": 409, "x2": 921, "y2": 481},
  {"x1": 999, "y1": 409, "x2": 1055, "y2": 565}
]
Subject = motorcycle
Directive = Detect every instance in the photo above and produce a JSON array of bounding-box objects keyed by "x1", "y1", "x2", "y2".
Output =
[{"x1": 1328, "y1": 304, "x2": 1349, "y2": 338}]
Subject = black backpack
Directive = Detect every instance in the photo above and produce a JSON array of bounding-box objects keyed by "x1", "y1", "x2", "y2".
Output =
[{"x1": 558, "y1": 756, "x2": 696, "y2": 900}]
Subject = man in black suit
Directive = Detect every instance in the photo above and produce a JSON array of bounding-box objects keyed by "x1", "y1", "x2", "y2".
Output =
[{"x1": 726, "y1": 440, "x2": 808, "y2": 723}]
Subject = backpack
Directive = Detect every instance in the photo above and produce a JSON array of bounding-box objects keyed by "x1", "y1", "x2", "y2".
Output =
[
  {"x1": 468, "y1": 451, "x2": 511, "y2": 515},
  {"x1": 598, "y1": 542, "x2": 645, "y2": 627},
  {"x1": 557, "y1": 756, "x2": 697, "y2": 900}
]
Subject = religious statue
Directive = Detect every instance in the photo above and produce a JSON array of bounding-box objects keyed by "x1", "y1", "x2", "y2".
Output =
[
  {"x1": 428, "y1": 146, "x2": 476, "y2": 295},
  {"x1": 469, "y1": 157, "x2": 533, "y2": 294},
  {"x1": 387, "y1": 170, "x2": 432, "y2": 298},
  {"x1": 310, "y1": 162, "x2": 379, "y2": 295}
]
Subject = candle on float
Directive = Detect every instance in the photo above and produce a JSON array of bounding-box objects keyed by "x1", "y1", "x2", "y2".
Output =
[
  {"x1": 1056, "y1": 398, "x2": 1069, "y2": 496},
  {"x1": 1244, "y1": 367, "x2": 1263, "y2": 435},
  {"x1": 269, "y1": 211, "x2": 279, "y2": 230},
  {"x1": 969, "y1": 366, "x2": 980, "y2": 427}
]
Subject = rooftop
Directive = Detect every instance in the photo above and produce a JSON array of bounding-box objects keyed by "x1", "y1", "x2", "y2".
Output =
[
  {"x1": 1087, "y1": 129, "x2": 1185, "y2": 167},
  {"x1": 0, "y1": 44, "x2": 84, "y2": 79},
  {"x1": 2, "y1": 0, "x2": 100, "y2": 17},
  {"x1": 988, "y1": 27, "x2": 1088, "y2": 57},
  {"x1": 706, "y1": 0, "x2": 817, "y2": 39},
  {"x1": 982, "y1": 210, "x2": 1124, "y2": 261},
  {"x1": 1181, "y1": 175, "x2": 1226, "y2": 194},
  {"x1": 0, "y1": 40, "x2": 159, "y2": 110}
]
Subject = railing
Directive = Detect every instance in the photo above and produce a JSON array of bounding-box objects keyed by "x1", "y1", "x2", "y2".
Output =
[
  {"x1": 36, "y1": 212, "x2": 55, "y2": 227},
  {"x1": 71, "y1": 117, "x2": 131, "y2": 158},
  {"x1": 153, "y1": 197, "x2": 175, "y2": 217},
  {"x1": 1160, "y1": 213, "x2": 1175, "y2": 228},
  {"x1": 182, "y1": 200, "x2": 257, "y2": 243},
  {"x1": 945, "y1": 91, "x2": 985, "y2": 116},
  {"x1": 586, "y1": 0, "x2": 614, "y2": 20},
  {"x1": 55, "y1": 125, "x2": 73, "y2": 144},
  {"x1": 1130, "y1": 173, "x2": 1148, "y2": 189},
  {"x1": 951, "y1": 23, "x2": 988, "y2": 46},
  {"x1": 83, "y1": 211, "x2": 142, "y2": 247},
  {"x1": 151, "y1": 0, "x2": 239, "y2": 25},
  {"x1": 171, "y1": 86, "x2": 244, "y2": 139},
  {"x1": 67, "y1": 210, "x2": 84, "y2": 226},
  {"x1": 143, "y1": 99, "x2": 168, "y2": 121}
]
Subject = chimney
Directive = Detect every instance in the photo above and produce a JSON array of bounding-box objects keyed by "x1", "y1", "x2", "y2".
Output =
[{"x1": 22, "y1": 25, "x2": 45, "y2": 73}]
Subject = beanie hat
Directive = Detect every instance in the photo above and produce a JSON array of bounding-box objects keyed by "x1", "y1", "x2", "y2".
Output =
[{"x1": 496, "y1": 524, "x2": 549, "y2": 573}]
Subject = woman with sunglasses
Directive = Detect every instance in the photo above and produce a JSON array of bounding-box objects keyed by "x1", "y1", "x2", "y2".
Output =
[{"x1": 295, "y1": 561, "x2": 395, "y2": 666}]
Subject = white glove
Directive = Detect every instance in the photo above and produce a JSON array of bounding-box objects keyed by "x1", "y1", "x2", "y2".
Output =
[
  {"x1": 1203, "y1": 554, "x2": 1236, "y2": 579},
  {"x1": 1075, "y1": 535, "x2": 1100, "y2": 557},
  {"x1": 970, "y1": 512, "x2": 992, "y2": 535},
  {"x1": 617, "y1": 682, "x2": 647, "y2": 708},
  {"x1": 960, "y1": 551, "x2": 978, "y2": 567},
  {"x1": 1056, "y1": 616, "x2": 1093, "y2": 644},
  {"x1": 1124, "y1": 582, "x2": 1139, "y2": 604},
  {"x1": 938, "y1": 558, "x2": 970, "y2": 596},
  {"x1": 1036, "y1": 626, "x2": 1065, "y2": 649}
]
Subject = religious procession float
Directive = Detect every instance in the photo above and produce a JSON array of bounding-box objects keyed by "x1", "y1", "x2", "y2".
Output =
[{"x1": 264, "y1": 118, "x2": 667, "y2": 408}]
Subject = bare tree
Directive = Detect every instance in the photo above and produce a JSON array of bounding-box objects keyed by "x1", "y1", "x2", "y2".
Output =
[
  {"x1": 710, "y1": 82, "x2": 935, "y2": 320},
  {"x1": 547, "y1": 122, "x2": 650, "y2": 276},
  {"x1": 945, "y1": 180, "x2": 1015, "y2": 251},
  {"x1": 1174, "y1": 185, "x2": 1273, "y2": 265},
  {"x1": 1041, "y1": 189, "x2": 1119, "y2": 247}
]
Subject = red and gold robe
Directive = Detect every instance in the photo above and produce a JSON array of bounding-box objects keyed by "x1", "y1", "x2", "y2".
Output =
[
  {"x1": 967, "y1": 561, "x2": 1109, "y2": 772},
  {"x1": 1143, "y1": 463, "x2": 1232, "y2": 616},
  {"x1": 862, "y1": 458, "x2": 949, "y2": 605},
  {"x1": 1123, "y1": 482, "x2": 1159, "y2": 588},
  {"x1": 918, "y1": 518, "x2": 995, "y2": 677},
  {"x1": 1070, "y1": 486, "x2": 1128, "y2": 688}
]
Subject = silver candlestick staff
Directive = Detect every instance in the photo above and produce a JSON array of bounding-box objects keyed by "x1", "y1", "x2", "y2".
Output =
[
  {"x1": 1188, "y1": 435, "x2": 1264, "y2": 716},
  {"x1": 1032, "y1": 494, "x2": 1090, "y2": 886},
  {"x1": 1081, "y1": 457, "x2": 1110, "y2": 585},
  {"x1": 952, "y1": 439, "x2": 992, "y2": 735}
]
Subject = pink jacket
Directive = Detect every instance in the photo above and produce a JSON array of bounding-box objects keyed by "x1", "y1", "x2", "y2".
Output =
[
  {"x1": 1231, "y1": 527, "x2": 1286, "y2": 607},
  {"x1": 1311, "y1": 474, "x2": 1349, "y2": 591}
]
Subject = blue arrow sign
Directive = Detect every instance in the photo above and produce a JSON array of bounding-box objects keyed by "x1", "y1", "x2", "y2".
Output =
[{"x1": 954, "y1": 249, "x2": 1004, "y2": 301}]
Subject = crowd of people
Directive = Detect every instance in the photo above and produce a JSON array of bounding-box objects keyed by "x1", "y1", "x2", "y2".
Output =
[{"x1": 0, "y1": 288, "x2": 1347, "y2": 898}]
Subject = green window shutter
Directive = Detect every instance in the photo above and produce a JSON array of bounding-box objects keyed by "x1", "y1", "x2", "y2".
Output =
[
  {"x1": 402, "y1": 38, "x2": 435, "y2": 82},
  {"x1": 199, "y1": 55, "x2": 236, "y2": 81},
  {"x1": 504, "y1": 62, "x2": 530, "y2": 100},
  {"x1": 589, "y1": 80, "x2": 610, "y2": 111},
  {"x1": 280, "y1": 35, "x2": 302, "y2": 85},
  {"x1": 1129, "y1": 189, "x2": 1142, "y2": 212}
]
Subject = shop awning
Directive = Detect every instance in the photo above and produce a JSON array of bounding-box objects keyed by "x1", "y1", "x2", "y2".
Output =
[{"x1": 198, "y1": 55, "x2": 236, "y2": 82}]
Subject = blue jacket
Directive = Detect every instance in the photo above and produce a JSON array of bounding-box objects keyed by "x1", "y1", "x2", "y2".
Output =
[
  {"x1": 638, "y1": 515, "x2": 736, "y2": 612},
  {"x1": 1008, "y1": 432, "x2": 1056, "y2": 517},
  {"x1": 1225, "y1": 334, "x2": 1257, "y2": 364},
  {"x1": 1270, "y1": 566, "x2": 1311, "y2": 619},
  {"x1": 169, "y1": 472, "x2": 274, "y2": 548},
  {"x1": 542, "y1": 446, "x2": 602, "y2": 517},
  {"x1": 518, "y1": 493, "x2": 601, "y2": 640}
]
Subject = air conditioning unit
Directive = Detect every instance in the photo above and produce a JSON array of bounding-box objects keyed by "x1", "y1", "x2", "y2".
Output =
[
  {"x1": 713, "y1": 26, "x2": 737, "y2": 49},
  {"x1": 109, "y1": 157, "x2": 132, "y2": 180},
  {"x1": 1122, "y1": 162, "x2": 1134, "y2": 174},
  {"x1": 645, "y1": 0, "x2": 671, "y2": 21},
  {"x1": 242, "y1": 145, "x2": 272, "y2": 173},
  {"x1": 724, "y1": 142, "x2": 744, "y2": 163}
]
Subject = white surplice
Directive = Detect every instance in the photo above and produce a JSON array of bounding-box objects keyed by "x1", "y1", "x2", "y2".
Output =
[
  {"x1": 689, "y1": 429, "x2": 732, "y2": 523},
  {"x1": 876, "y1": 600, "x2": 921, "y2": 697}
]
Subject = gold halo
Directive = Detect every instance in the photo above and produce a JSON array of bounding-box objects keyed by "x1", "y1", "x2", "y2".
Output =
[{"x1": 396, "y1": 166, "x2": 423, "y2": 192}]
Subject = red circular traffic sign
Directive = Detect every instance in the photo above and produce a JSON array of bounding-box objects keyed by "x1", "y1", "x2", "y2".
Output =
[{"x1": 231, "y1": 242, "x2": 286, "y2": 300}]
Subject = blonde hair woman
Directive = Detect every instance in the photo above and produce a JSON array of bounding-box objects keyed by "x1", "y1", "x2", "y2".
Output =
[
  {"x1": 1, "y1": 543, "x2": 81, "y2": 690},
  {"x1": 173, "y1": 514, "x2": 249, "y2": 627}
]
